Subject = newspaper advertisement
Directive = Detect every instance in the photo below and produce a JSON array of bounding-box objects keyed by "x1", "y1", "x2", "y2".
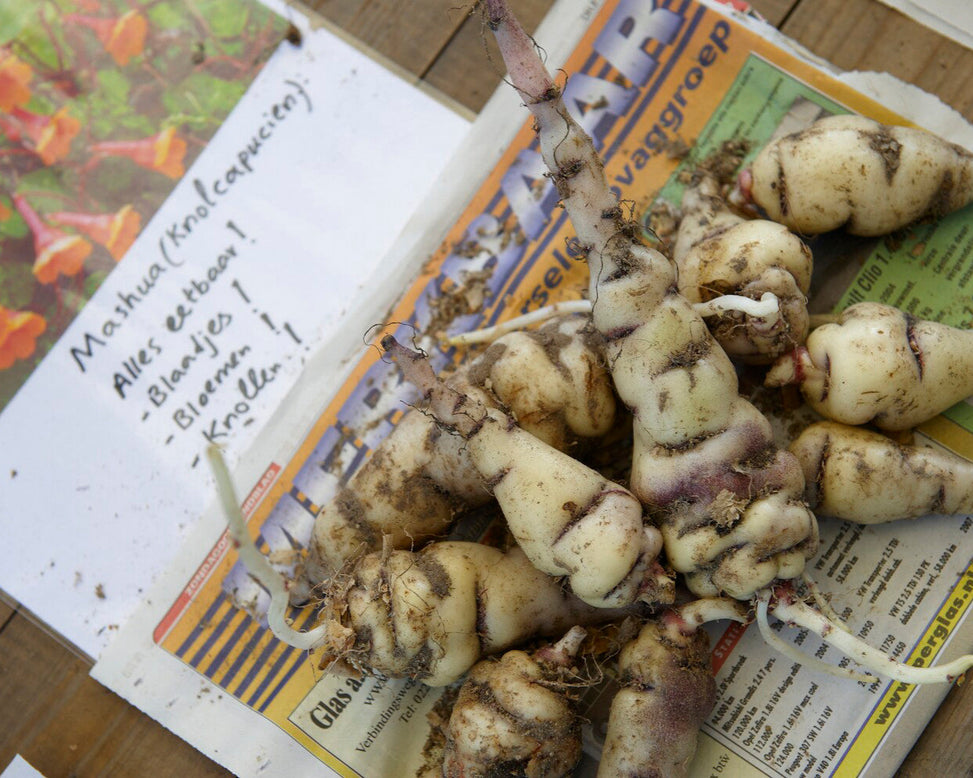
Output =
[{"x1": 94, "y1": 0, "x2": 973, "y2": 776}]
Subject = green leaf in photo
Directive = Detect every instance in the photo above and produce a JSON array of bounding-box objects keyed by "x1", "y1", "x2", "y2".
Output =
[
  {"x1": 0, "y1": 212, "x2": 28, "y2": 241},
  {"x1": 163, "y1": 70, "x2": 245, "y2": 127},
  {"x1": 0, "y1": 258, "x2": 36, "y2": 310},
  {"x1": 96, "y1": 67, "x2": 131, "y2": 105},
  {"x1": 147, "y1": 1, "x2": 193, "y2": 35},
  {"x1": 197, "y1": 0, "x2": 251, "y2": 39}
]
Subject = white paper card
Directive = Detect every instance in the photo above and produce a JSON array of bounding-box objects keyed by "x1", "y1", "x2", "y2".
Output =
[{"x1": 0, "y1": 9, "x2": 468, "y2": 659}]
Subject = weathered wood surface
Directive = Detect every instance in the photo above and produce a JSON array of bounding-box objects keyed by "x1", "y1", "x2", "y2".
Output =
[{"x1": 3, "y1": 0, "x2": 972, "y2": 774}]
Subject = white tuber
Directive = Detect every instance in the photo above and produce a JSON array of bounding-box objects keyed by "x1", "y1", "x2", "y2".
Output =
[
  {"x1": 598, "y1": 602, "x2": 747, "y2": 777},
  {"x1": 672, "y1": 171, "x2": 812, "y2": 363},
  {"x1": 740, "y1": 114, "x2": 973, "y2": 235},
  {"x1": 209, "y1": 445, "x2": 632, "y2": 686},
  {"x1": 441, "y1": 627, "x2": 588, "y2": 778},
  {"x1": 291, "y1": 314, "x2": 616, "y2": 603},
  {"x1": 790, "y1": 420, "x2": 973, "y2": 523},
  {"x1": 382, "y1": 335, "x2": 672, "y2": 609},
  {"x1": 767, "y1": 302, "x2": 973, "y2": 430}
]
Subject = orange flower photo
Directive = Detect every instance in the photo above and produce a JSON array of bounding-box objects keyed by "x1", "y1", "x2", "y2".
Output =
[
  {"x1": 0, "y1": 49, "x2": 32, "y2": 111},
  {"x1": 49, "y1": 204, "x2": 141, "y2": 260},
  {"x1": 90, "y1": 126, "x2": 187, "y2": 179},
  {"x1": 0, "y1": 0, "x2": 290, "y2": 409},
  {"x1": 66, "y1": 9, "x2": 148, "y2": 66},
  {"x1": 0, "y1": 305, "x2": 46, "y2": 369}
]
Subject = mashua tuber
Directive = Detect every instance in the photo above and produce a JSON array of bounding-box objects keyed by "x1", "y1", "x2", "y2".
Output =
[
  {"x1": 790, "y1": 420, "x2": 973, "y2": 523},
  {"x1": 441, "y1": 626, "x2": 588, "y2": 778},
  {"x1": 598, "y1": 615, "x2": 715, "y2": 778},
  {"x1": 210, "y1": 445, "x2": 632, "y2": 687},
  {"x1": 382, "y1": 335, "x2": 673, "y2": 610},
  {"x1": 739, "y1": 114, "x2": 973, "y2": 235},
  {"x1": 672, "y1": 170, "x2": 812, "y2": 363},
  {"x1": 291, "y1": 315, "x2": 616, "y2": 604},
  {"x1": 767, "y1": 302, "x2": 973, "y2": 430}
]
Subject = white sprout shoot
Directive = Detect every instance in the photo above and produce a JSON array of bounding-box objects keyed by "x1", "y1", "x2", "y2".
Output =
[
  {"x1": 756, "y1": 592, "x2": 877, "y2": 684},
  {"x1": 534, "y1": 625, "x2": 588, "y2": 667},
  {"x1": 692, "y1": 292, "x2": 781, "y2": 324},
  {"x1": 207, "y1": 445, "x2": 330, "y2": 651},
  {"x1": 674, "y1": 597, "x2": 749, "y2": 630},
  {"x1": 447, "y1": 300, "x2": 592, "y2": 345},
  {"x1": 447, "y1": 293, "x2": 781, "y2": 346},
  {"x1": 802, "y1": 573, "x2": 852, "y2": 634},
  {"x1": 759, "y1": 588, "x2": 973, "y2": 685}
]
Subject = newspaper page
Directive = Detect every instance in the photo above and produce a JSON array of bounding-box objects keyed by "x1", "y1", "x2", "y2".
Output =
[{"x1": 94, "y1": 0, "x2": 973, "y2": 776}]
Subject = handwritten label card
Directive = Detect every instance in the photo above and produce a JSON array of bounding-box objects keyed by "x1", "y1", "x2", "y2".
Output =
[{"x1": 0, "y1": 19, "x2": 468, "y2": 657}]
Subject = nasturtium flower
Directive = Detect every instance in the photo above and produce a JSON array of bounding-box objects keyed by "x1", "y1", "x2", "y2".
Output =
[
  {"x1": 13, "y1": 194, "x2": 93, "y2": 284},
  {"x1": 0, "y1": 306, "x2": 46, "y2": 370},
  {"x1": 91, "y1": 126, "x2": 187, "y2": 179},
  {"x1": 67, "y1": 10, "x2": 148, "y2": 67},
  {"x1": 49, "y1": 204, "x2": 141, "y2": 260},
  {"x1": 7, "y1": 106, "x2": 81, "y2": 165},
  {"x1": 0, "y1": 49, "x2": 32, "y2": 111}
]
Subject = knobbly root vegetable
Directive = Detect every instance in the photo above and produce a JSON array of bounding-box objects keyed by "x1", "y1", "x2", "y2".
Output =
[
  {"x1": 789, "y1": 420, "x2": 973, "y2": 523},
  {"x1": 598, "y1": 601, "x2": 747, "y2": 777},
  {"x1": 210, "y1": 443, "x2": 628, "y2": 685},
  {"x1": 330, "y1": 542, "x2": 613, "y2": 685},
  {"x1": 460, "y1": 314, "x2": 616, "y2": 451},
  {"x1": 766, "y1": 301, "x2": 973, "y2": 430},
  {"x1": 442, "y1": 626, "x2": 588, "y2": 778},
  {"x1": 485, "y1": 0, "x2": 818, "y2": 601},
  {"x1": 289, "y1": 408, "x2": 479, "y2": 606},
  {"x1": 485, "y1": 0, "x2": 973, "y2": 688},
  {"x1": 291, "y1": 315, "x2": 617, "y2": 604},
  {"x1": 672, "y1": 171, "x2": 812, "y2": 363},
  {"x1": 738, "y1": 114, "x2": 973, "y2": 235},
  {"x1": 382, "y1": 335, "x2": 673, "y2": 609}
]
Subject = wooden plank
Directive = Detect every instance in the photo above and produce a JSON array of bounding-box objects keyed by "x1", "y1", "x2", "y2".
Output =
[
  {"x1": 302, "y1": 0, "x2": 470, "y2": 77},
  {"x1": 423, "y1": 0, "x2": 554, "y2": 113},
  {"x1": 70, "y1": 700, "x2": 232, "y2": 778},
  {"x1": 749, "y1": 0, "x2": 799, "y2": 27},
  {"x1": 0, "y1": 613, "x2": 229, "y2": 778},
  {"x1": 898, "y1": 672, "x2": 973, "y2": 775},
  {"x1": 0, "y1": 590, "x2": 15, "y2": 630},
  {"x1": 781, "y1": 0, "x2": 973, "y2": 122},
  {"x1": 422, "y1": 0, "x2": 800, "y2": 114}
]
